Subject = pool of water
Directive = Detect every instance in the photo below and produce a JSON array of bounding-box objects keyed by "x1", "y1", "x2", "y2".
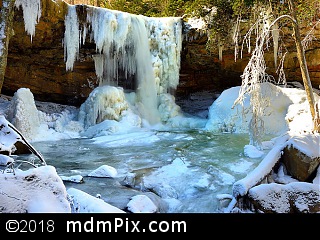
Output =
[{"x1": 22, "y1": 130, "x2": 265, "y2": 213}]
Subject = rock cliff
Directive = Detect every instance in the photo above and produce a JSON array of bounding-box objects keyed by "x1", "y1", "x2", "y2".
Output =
[{"x1": 4, "y1": 0, "x2": 97, "y2": 106}]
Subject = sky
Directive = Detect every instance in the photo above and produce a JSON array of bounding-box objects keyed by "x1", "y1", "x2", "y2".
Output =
[{"x1": 0, "y1": 81, "x2": 319, "y2": 214}]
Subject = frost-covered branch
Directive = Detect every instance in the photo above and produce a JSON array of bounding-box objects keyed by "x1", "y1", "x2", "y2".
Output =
[
  {"x1": 232, "y1": 15, "x2": 241, "y2": 62},
  {"x1": 276, "y1": 52, "x2": 287, "y2": 85},
  {"x1": 233, "y1": 16, "x2": 275, "y2": 148},
  {"x1": 7, "y1": 122, "x2": 46, "y2": 166},
  {"x1": 302, "y1": 19, "x2": 320, "y2": 51},
  {"x1": 14, "y1": 160, "x2": 39, "y2": 169},
  {"x1": 0, "y1": 115, "x2": 46, "y2": 169},
  {"x1": 233, "y1": 4, "x2": 320, "y2": 146}
]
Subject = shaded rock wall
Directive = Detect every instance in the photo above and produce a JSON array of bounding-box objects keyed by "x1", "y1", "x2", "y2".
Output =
[
  {"x1": 176, "y1": 29, "x2": 242, "y2": 99},
  {"x1": 179, "y1": 19, "x2": 320, "y2": 100}
]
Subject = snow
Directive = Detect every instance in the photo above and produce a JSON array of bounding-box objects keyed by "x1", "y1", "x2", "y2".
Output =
[
  {"x1": 248, "y1": 182, "x2": 320, "y2": 213},
  {"x1": 88, "y1": 165, "x2": 118, "y2": 178},
  {"x1": 205, "y1": 82, "x2": 294, "y2": 135},
  {"x1": 0, "y1": 154, "x2": 14, "y2": 166},
  {"x1": 232, "y1": 135, "x2": 290, "y2": 197},
  {"x1": 244, "y1": 144, "x2": 265, "y2": 158},
  {"x1": 126, "y1": 195, "x2": 158, "y2": 213},
  {"x1": 60, "y1": 174, "x2": 84, "y2": 183},
  {"x1": 67, "y1": 187, "x2": 125, "y2": 213},
  {"x1": 0, "y1": 115, "x2": 21, "y2": 154},
  {"x1": 286, "y1": 134, "x2": 320, "y2": 158},
  {"x1": 313, "y1": 167, "x2": 320, "y2": 185},
  {"x1": 0, "y1": 165, "x2": 70, "y2": 213},
  {"x1": 273, "y1": 164, "x2": 299, "y2": 184},
  {"x1": 184, "y1": 17, "x2": 208, "y2": 42}
]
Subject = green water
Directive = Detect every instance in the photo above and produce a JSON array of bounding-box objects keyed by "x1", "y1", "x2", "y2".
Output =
[{"x1": 23, "y1": 130, "x2": 266, "y2": 212}]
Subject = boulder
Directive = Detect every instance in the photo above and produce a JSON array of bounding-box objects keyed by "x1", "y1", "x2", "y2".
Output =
[
  {"x1": 282, "y1": 145, "x2": 320, "y2": 182},
  {"x1": 247, "y1": 182, "x2": 320, "y2": 213}
]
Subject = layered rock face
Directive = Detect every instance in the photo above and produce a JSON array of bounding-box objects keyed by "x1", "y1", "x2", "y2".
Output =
[
  {"x1": 2, "y1": 0, "x2": 320, "y2": 107},
  {"x1": 4, "y1": 0, "x2": 98, "y2": 106},
  {"x1": 180, "y1": 20, "x2": 320, "y2": 98},
  {"x1": 177, "y1": 29, "x2": 242, "y2": 98}
]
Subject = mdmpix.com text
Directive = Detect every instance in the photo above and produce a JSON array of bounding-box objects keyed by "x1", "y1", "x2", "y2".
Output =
[{"x1": 66, "y1": 217, "x2": 187, "y2": 233}]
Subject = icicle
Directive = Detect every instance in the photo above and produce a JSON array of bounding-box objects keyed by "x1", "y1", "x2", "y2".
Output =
[
  {"x1": 14, "y1": 0, "x2": 42, "y2": 42},
  {"x1": 86, "y1": 8, "x2": 134, "y2": 85},
  {"x1": 81, "y1": 25, "x2": 87, "y2": 45},
  {"x1": 233, "y1": 16, "x2": 241, "y2": 62},
  {"x1": 64, "y1": 5, "x2": 80, "y2": 71},
  {"x1": 93, "y1": 54, "x2": 104, "y2": 83}
]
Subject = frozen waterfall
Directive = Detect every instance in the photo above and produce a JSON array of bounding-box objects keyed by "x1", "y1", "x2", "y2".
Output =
[{"x1": 63, "y1": 5, "x2": 183, "y2": 125}]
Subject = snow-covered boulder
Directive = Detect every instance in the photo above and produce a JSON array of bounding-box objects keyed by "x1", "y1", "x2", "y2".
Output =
[
  {"x1": 0, "y1": 165, "x2": 71, "y2": 213},
  {"x1": 247, "y1": 182, "x2": 320, "y2": 213}
]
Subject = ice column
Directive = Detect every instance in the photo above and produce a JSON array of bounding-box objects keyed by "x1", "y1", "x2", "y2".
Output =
[
  {"x1": 6, "y1": 88, "x2": 40, "y2": 141},
  {"x1": 147, "y1": 17, "x2": 182, "y2": 94}
]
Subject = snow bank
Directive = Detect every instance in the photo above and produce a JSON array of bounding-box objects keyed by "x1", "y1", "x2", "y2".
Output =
[
  {"x1": 232, "y1": 132, "x2": 320, "y2": 198},
  {"x1": 0, "y1": 165, "x2": 71, "y2": 213},
  {"x1": 205, "y1": 82, "x2": 319, "y2": 135}
]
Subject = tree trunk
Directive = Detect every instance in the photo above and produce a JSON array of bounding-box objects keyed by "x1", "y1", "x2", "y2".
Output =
[
  {"x1": 0, "y1": 0, "x2": 15, "y2": 94},
  {"x1": 288, "y1": 0, "x2": 320, "y2": 132}
]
